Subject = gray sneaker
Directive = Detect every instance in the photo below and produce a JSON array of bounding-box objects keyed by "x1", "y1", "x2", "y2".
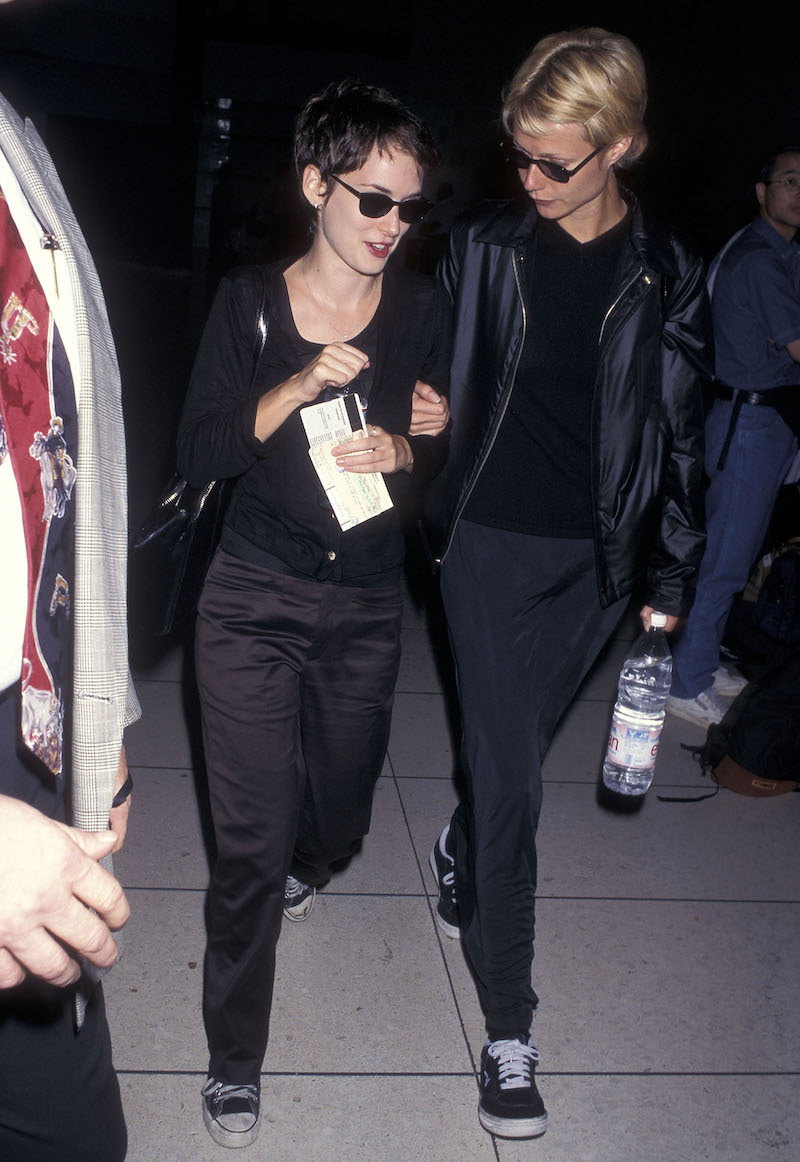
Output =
[
  {"x1": 201, "y1": 1078, "x2": 260, "y2": 1148},
  {"x1": 666, "y1": 686, "x2": 727, "y2": 727},
  {"x1": 712, "y1": 664, "x2": 748, "y2": 697},
  {"x1": 283, "y1": 874, "x2": 316, "y2": 922}
]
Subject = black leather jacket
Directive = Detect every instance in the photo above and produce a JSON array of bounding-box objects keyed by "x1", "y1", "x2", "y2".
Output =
[{"x1": 422, "y1": 195, "x2": 713, "y2": 616}]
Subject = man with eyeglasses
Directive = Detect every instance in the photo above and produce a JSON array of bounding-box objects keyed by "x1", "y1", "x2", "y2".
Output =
[
  {"x1": 421, "y1": 27, "x2": 711, "y2": 1139},
  {"x1": 667, "y1": 147, "x2": 800, "y2": 726}
]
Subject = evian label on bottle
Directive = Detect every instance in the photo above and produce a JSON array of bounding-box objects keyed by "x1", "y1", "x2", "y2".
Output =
[{"x1": 606, "y1": 709, "x2": 662, "y2": 771}]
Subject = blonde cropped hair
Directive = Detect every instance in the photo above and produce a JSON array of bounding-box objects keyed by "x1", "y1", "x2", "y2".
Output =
[{"x1": 502, "y1": 27, "x2": 648, "y2": 167}]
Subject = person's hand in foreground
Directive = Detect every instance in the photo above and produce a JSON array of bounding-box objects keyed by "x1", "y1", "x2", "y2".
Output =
[{"x1": 0, "y1": 794, "x2": 130, "y2": 989}]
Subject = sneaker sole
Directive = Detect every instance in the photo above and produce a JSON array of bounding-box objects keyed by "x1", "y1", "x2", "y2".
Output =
[
  {"x1": 434, "y1": 908, "x2": 461, "y2": 940},
  {"x1": 478, "y1": 1107, "x2": 548, "y2": 1139},
  {"x1": 428, "y1": 849, "x2": 460, "y2": 940},
  {"x1": 283, "y1": 891, "x2": 315, "y2": 923},
  {"x1": 202, "y1": 1103, "x2": 261, "y2": 1149}
]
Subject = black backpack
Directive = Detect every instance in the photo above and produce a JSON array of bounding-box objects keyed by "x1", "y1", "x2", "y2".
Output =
[
  {"x1": 667, "y1": 654, "x2": 800, "y2": 799},
  {"x1": 750, "y1": 539, "x2": 800, "y2": 647}
]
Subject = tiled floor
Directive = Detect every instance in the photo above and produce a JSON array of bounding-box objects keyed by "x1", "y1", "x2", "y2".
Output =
[{"x1": 112, "y1": 573, "x2": 800, "y2": 1161}]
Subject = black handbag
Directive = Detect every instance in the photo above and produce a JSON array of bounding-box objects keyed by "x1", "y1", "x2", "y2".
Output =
[{"x1": 132, "y1": 267, "x2": 269, "y2": 636}]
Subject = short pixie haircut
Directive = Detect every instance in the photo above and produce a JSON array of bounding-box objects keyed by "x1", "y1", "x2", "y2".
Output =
[
  {"x1": 502, "y1": 27, "x2": 648, "y2": 167},
  {"x1": 294, "y1": 79, "x2": 439, "y2": 185}
]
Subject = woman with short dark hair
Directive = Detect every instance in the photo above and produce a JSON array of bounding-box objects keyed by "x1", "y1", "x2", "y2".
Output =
[{"x1": 178, "y1": 79, "x2": 449, "y2": 1148}]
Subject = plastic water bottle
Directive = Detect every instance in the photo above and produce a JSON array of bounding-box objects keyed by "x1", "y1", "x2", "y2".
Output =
[{"x1": 602, "y1": 612, "x2": 672, "y2": 795}]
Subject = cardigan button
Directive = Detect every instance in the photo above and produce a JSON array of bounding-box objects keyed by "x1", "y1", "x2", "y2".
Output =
[{"x1": 327, "y1": 550, "x2": 337, "y2": 561}]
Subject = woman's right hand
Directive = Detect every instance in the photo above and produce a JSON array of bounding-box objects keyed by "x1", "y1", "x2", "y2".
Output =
[
  {"x1": 255, "y1": 343, "x2": 369, "y2": 442},
  {"x1": 290, "y1": 343, "x2": 370, "y2": 405}
]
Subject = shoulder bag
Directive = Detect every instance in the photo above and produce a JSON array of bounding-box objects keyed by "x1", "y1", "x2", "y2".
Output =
[{"x1": 132, "y1": 267, "x2": 269, "y2": 635}]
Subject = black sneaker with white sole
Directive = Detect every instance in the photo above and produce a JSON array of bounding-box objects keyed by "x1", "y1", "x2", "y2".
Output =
[
  {"x1": 201, "y1": 1077, "x2": 261, "y2": 1148},
  {"x1": 283, "y1": 874, "x2": 315, "y2": 922},
  {"x1": 478, "y1": 1036, "x2": 548, "y2": 1139},
  {"x1": 429, "y1": 824, "x2": 460, "y2": 939}
]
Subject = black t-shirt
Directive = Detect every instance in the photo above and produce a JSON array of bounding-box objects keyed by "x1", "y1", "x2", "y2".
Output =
[
  {"x1": 463, "y1": 212, "x2": 630, "y2": 537},
  {"x1": 277, "y1": 273, "x2": 379, "y2": 407}
]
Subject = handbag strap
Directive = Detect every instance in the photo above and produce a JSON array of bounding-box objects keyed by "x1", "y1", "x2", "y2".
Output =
[{"x1": 251, "y1": 265, "x2": 269, "y2": 380}]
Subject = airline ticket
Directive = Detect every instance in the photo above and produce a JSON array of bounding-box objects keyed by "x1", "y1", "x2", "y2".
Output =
[{"x1": 300, "y1": 393, "x2": 393, "y2": 531}]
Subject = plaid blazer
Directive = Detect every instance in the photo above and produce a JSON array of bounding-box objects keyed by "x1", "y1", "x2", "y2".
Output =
[{"x1": 0, "y1": 94, "x2": 141, "y2": 831}]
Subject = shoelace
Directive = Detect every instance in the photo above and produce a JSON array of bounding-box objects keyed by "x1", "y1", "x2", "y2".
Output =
[
  {"x1": 285, "y1": 874, "x2": 309, "y2": 898},
  {"x1": 487, "y1": 1039, "x2": 540, "y2": 1090},
  {"x1": 438, "y1": 835, "x2": 457, "y2": 903},
  {"x1": 202, "y1": 1079, "x2": 258, "y2": 1112}
]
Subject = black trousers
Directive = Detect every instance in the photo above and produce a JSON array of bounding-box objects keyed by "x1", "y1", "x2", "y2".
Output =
[
  {"x1": 196, "y1": 550, "x2": 403, "y2": 1082},
  {"x1": 440, "y1": 522, "x2": 627, "y2": 1037},
  {"x1": 0, "y1": 686, "x2": 127, "y2": 1162}
]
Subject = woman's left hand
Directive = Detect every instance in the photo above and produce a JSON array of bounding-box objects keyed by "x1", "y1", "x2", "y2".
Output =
[
  {"x1": 331, "y1": 426, "x2": 413, "y2": 475},
  {"x1": 410, "y1": 380, "x2": 450, "y2": 436}
]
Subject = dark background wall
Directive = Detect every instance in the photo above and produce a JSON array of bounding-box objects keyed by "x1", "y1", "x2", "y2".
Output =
[{"x1": 1, "y1": 0, "x2": 797, "y2": 524}]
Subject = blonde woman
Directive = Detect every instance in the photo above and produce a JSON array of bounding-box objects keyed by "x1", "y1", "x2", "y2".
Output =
[{"x1": 423, "y1": 28, "x2": 712, "y2": 1138}]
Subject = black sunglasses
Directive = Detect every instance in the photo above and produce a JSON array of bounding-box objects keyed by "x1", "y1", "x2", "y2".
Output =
[
  {"x1": 331, "y1": 175, "x2": 432, "y2": 223},
  {"x1": 504, "y1": 144, "x2": 603, "y2": 184}
]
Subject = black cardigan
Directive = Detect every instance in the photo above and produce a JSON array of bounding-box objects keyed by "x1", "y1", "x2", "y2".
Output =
[{"x1": 177, "y1": 261, "x2": 451, "y2": 584}]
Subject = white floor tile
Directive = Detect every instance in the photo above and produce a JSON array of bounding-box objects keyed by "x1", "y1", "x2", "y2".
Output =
[
  {"x1": 537, "y1": 899, "x2": 797, "y2": 1073},
  {"x1": 388, "y1": 692, "x2": 456, "y2": 780},
  {"x1": 547, "y1": 784, "x2": 800, "y2": 901},
  {"x1": 125, "y1": 679, "x2": 196, "y2": 770},
  {"x1": 114, "y1": 767, "x2": 211, "y2": 889},
  {"x1": 104, "y1": 889, "x2": 208, "y2": 1070},
  {"x1": 270, "y1": 894, "x2": 468, "y2": 1073},
  {"x1": 396, "y1": 626, "x2": 449, "y2": 694}
]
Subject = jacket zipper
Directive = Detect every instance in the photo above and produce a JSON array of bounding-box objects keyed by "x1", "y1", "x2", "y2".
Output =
[
  {"x1": 598, "y1": 268, "x2": 651, "y2": 347},
  {"x1": 436, "y1": 247, "x2": 528, "y2": 564},
  {"x1": 591, "y1": 266, "x2": 654, "y2": 604}
]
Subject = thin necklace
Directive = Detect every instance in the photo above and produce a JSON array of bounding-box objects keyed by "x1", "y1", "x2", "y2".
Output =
[{"x1": 301, "y1": 260, "x2": 378, "y2": 340}]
